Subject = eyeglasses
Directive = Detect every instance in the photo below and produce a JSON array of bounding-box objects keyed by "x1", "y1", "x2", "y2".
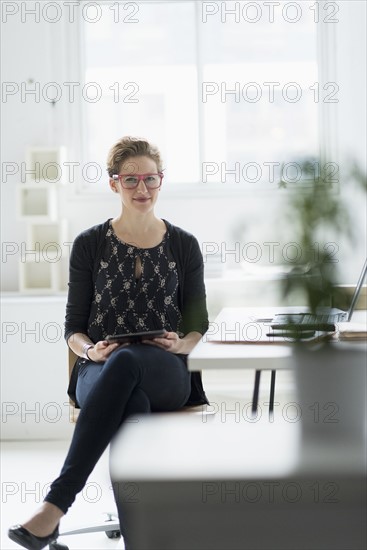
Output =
[{"x1": 112, "y1": 173, "x2": 164, "y2": 189}]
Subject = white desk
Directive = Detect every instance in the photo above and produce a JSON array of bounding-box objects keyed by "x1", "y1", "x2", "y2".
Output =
[
  {"x1": 188, "y1": 307, "x2": 367, "y2": 418},
  {"x1": 189, "y1": 307, "x2": 300, "y2": 418},
  {"x1": 189, "y1": 306, "x2": 367, "y2": 369},
  {"x1": 189, "y1": 306, "x2": 296, "y2": 371}
]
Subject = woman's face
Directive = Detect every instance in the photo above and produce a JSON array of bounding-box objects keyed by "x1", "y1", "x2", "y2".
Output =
[{"x1": 110, "y1": 155, "x2": 162, "y2": 214}]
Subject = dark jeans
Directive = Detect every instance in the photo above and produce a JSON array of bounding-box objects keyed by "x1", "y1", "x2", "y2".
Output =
[{"x1": 44, "y1": 344, "x2": 191, "y2": 516}]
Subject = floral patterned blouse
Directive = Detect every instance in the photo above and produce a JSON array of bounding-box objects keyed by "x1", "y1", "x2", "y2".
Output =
[{"x1": 87, "y1": 221, "x2": 183, "y2": 342}]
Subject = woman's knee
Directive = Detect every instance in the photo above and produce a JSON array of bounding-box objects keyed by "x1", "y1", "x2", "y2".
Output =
[{"x1": 102, "y1": 346, "x2": 143, "y2": 382}]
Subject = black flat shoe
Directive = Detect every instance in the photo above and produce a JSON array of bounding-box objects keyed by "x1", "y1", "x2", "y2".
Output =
[{"x1": 8, "y1": 524, "x2": 59, "y2": 550}]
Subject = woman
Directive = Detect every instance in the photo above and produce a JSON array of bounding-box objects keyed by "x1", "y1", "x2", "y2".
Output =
[{"x1": 9, "y1": 137, "x2": 209, "y2": 550}]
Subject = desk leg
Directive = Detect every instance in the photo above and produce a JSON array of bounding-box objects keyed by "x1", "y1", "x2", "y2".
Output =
[
  {"x1": 269, "y1": 370, "x2": 276, "y2": 420},
  {"x1": 252, "y1": 370, "x2": 261, "y2": 416}
]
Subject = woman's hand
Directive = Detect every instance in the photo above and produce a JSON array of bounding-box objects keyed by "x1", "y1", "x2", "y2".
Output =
[
  {"x1": 143, "y1": 331, "x2": 184, "y2": 354},
  {"x1": 87, "y1": 340, "x2": 121, "y2": 362},
  {"x1": 143, "y1": 331, "x2": 202, "y2": 355}
]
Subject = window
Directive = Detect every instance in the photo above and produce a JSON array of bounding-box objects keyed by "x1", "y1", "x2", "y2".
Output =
[{"x1": 80, "y1": 0, "x2": 319, "y2": 190}]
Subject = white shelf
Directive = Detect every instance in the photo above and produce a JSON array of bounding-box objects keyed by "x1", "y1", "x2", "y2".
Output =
[
  {"x1": 25, "y1": 146, "x2": 67, "y2": 183},
  {"x1": 16, "y1": 183, "x2": 58, "y2": 221},
  {"x1": 27, "y1": 219, "x2": 68, "y2": 249},
  {"x1": 19, "y1": 257, "x2": 61, "y2": 294},
  {"x1": 16, "y1": 146, "x2": 69, "y2": 293}
]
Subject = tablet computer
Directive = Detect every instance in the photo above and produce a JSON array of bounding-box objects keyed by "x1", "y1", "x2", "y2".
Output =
[{"x1": 105, "y1": 329, "x2": 167, "y2": 344}]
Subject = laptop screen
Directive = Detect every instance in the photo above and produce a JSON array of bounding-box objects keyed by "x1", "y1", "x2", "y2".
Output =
[{"x1": 347, "y1": 258, "x2": 367, "y2": 320}]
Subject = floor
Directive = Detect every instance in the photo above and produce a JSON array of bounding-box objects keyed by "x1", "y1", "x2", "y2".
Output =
[
  {"x1": 1, "y1": 441, "x2": 124, "y2": 550},
  {"x1": 1, "y1": 370, "x2": 296, "y2": 550}
]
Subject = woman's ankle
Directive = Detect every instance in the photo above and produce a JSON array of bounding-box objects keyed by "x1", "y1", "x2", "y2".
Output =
[{"x1": 21, "y1": 503, "x2": 64, "y2": 537}]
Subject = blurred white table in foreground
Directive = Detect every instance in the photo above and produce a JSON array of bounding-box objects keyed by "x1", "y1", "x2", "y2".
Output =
[{"x1": 110, "y1": 414, "x2": 366, "y2": 550}]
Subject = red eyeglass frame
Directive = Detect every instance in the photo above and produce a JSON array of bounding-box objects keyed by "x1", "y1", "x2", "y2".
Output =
[{"x1": 112, "y1": 172, "x2": 164, "y2": 189}]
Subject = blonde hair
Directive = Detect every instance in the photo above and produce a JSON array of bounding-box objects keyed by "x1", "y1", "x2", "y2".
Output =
[{"x1": 107, "y1": 136, "x2": 163, "y2": 177}]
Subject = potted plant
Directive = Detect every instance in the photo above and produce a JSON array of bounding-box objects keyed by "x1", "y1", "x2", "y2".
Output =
[
  {"x1": 278, "y1": 159, "x2": 366, "y2": 462},
  {"x1": 278, "y1": 158, "x2": 366, "y2": 330}
]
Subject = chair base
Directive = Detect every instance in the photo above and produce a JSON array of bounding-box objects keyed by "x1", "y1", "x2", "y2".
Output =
[{"x1": 55, "y1": 512, "x2": 120, "y2": 550}]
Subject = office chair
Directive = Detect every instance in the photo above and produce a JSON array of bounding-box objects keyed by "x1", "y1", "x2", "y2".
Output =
[{"x1": 48, "y1": 514, "x2": 121, "y2": 549}]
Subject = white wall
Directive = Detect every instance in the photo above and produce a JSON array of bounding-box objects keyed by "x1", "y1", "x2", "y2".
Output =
[{"x1": 1, "y1": 1, "x2": 366, "y2": 294}]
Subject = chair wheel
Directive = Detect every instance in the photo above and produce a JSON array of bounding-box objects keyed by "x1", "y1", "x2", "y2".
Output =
[
  {"x1": 49, "y1": 543, "x2": 69, "y2": 550},
  {"x1": 106, "y1": 529, "x2": 121, "y2": 539}
]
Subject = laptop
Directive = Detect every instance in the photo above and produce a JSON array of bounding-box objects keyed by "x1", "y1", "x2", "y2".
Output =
[{"x1": 270, "y1": 258, "x2": 367, "y2": 331}]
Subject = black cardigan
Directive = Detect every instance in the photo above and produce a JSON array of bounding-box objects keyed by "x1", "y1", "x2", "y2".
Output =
[{"x1": 65, "y1": 219, "x2": 210, "y2": 407}]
